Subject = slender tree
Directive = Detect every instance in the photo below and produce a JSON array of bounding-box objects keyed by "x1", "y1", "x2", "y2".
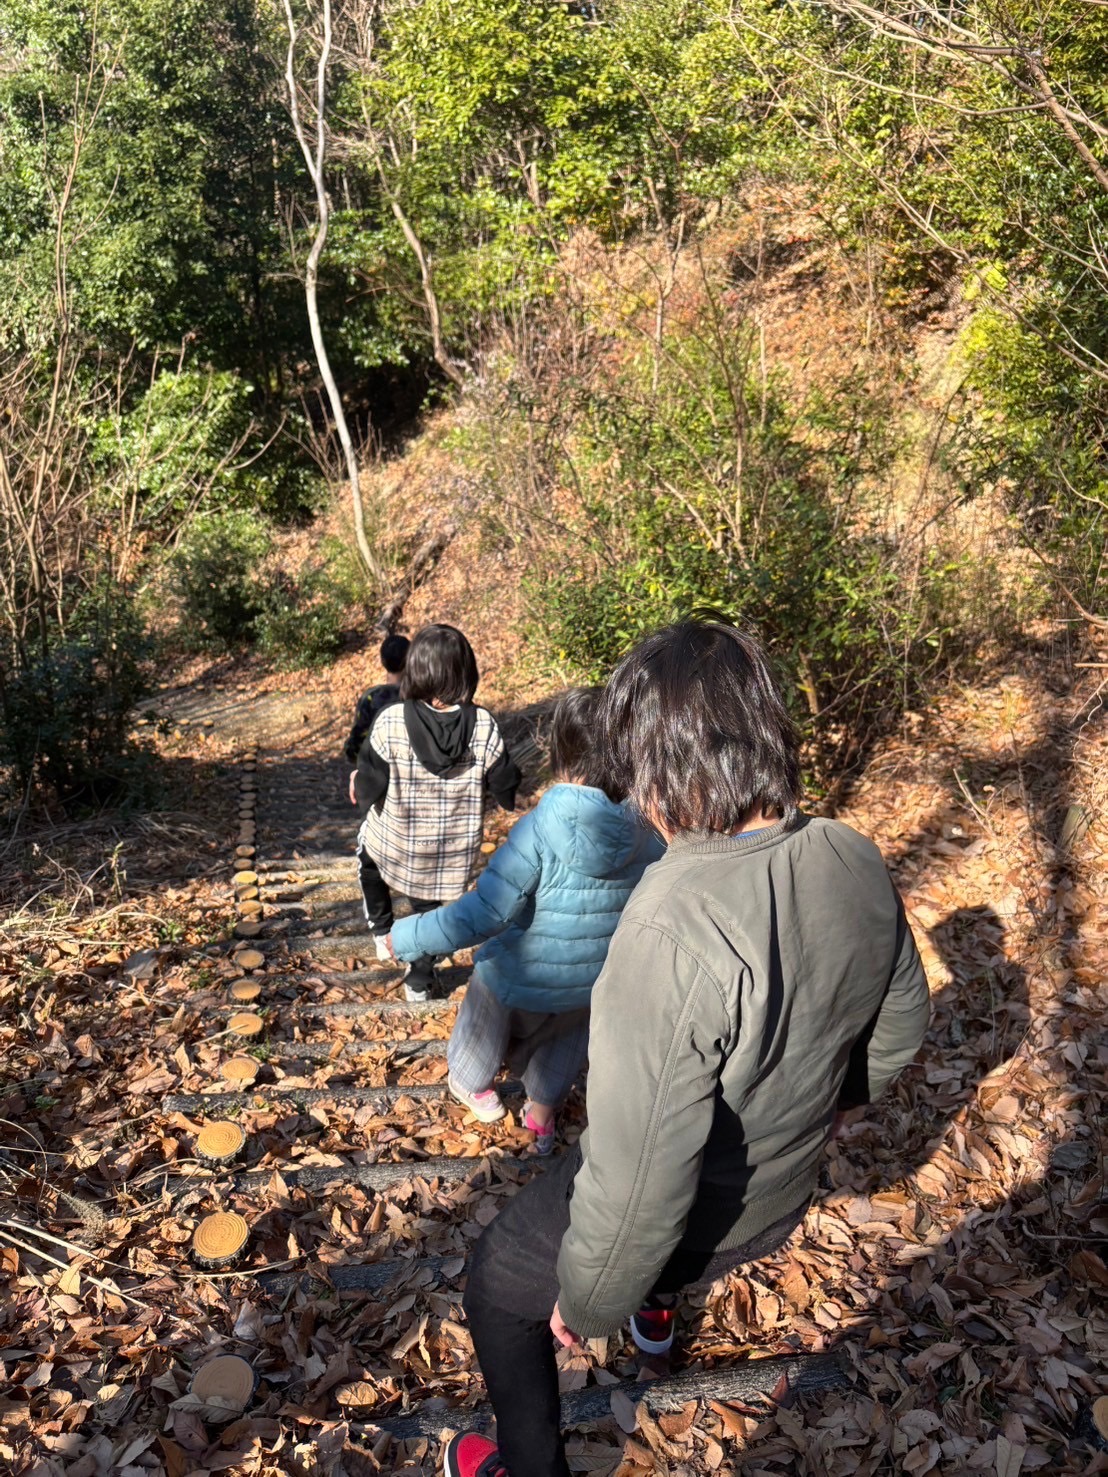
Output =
[{"x1": 281, "y1": 0, "x2": 384, "y2": 588}]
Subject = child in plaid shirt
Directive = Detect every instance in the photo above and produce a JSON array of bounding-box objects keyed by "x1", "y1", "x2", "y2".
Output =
[{"x1": 351, "y1": 624, "x2": 520, "y2": 1001}]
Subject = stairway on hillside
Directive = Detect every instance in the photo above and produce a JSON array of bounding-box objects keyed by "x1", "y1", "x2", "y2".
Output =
[{"x1": 144, "y1": 730, "x2": 843, "y2": 1457}]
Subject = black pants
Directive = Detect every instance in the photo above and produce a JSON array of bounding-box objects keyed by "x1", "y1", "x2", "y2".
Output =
[
  {"x1": 356, "y1": 848, "x2": 440, "y2": 990},
  {"x1": 462, "y1": 1145, "x2": 807, "y2": 1477}
]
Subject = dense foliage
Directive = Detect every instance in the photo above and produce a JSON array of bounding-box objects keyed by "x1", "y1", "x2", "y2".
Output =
[{"x1": 1, "y1": 0, "x2": 1105, "y2": 803}]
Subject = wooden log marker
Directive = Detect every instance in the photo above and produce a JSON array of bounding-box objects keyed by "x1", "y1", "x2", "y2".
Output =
[
  {"x1": 157, "y1": 1153, "x2": 532, "y2": 1202},
  {"x1": 235, "y1": 949, "x2": 266, "y2": 971},
  {"x1": 238, "y1": 900, "x2": 263, "y2": 917},
  {"x1": 196, "y1": 1121, "x2": 247, "y2": 1166},
  {"x1": 233, "y1": 921, "x2": 262, "y2": 940},
  {"x1": 228, "y1": 1011, "x2": 264, "y2": 1039},
  {"x1": 190, "y1": 1355, "x2": 257, "y2": 1421},
  {"x1": 192, "y1": 1210, "x2": 249, "y2": 1267},
  {"x1": 165, "y1": 1079, "x2": 524, "y2": 1114},
  {"x1": 363, "y1": 1353, "x2": 848, "y2": 1440},
  {"x1": 235, "y1": 886, "x2": 260, "y2": 901},
  {"x1": 235, "y1": 845, "x2": 256, "y2": 860},
  {"x1": 220, "y1": 1055, "x2": 260, "y2": 1085},
  {"x1": 1093, "y1": 1397, "x2": 1108, "y2": 1442},
  {"x1": 230, "y1": 979, "x2": 262, "y2": 1003},
  {"x1": 232, "y1": 871, "x2": 259, "y2": 888}
]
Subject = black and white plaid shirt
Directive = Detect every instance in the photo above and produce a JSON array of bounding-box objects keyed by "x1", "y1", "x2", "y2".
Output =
[{"x1": 356, "y1": 703, "x2": 508, "y2": 900}]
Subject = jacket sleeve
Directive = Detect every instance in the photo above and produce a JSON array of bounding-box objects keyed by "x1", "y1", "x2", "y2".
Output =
[
  {"x1": 480, "y1": 718, "x2": 520, "y2": 811},
  {"x1": 557, "y1": 923, "x2": 728, "y2": 1338},
  {"x1": 487, "y1": 748, "x2": 521, "y2": 810},
  {"x1": 838, "y1": 894, "x2": 930, "y2": 1109},
  {"x1": 343, "y1": 692, "x2": 374, "y2": 765},
  {"x1": 390, "y1": 811, "x2": 543, "y2": 961},
  {"x1": 353, "y1": 720, "x2": 390, "y2": 814}
]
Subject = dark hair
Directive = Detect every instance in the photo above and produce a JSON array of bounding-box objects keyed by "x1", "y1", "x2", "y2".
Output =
[
  {"x1": 379, "y1": 633, "x2": 410, "y2": 674},
  {"x1": 602, "y1": 615, "x2": 801, "y2": 833},
  {"x1": 401, "y1": 624, "x2": 479, "y2": 705},
  {"x1": 546, "y1": 686, "x2": 621, "y2": 801}
]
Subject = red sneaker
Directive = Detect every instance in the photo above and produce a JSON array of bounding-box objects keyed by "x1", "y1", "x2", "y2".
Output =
[
  {"x1": 630, "y1": 1305, "x2": 675, "y2": 1354},
  {"x1": 444, "y1": 1431, "x2": 509, "y2": 1477}
]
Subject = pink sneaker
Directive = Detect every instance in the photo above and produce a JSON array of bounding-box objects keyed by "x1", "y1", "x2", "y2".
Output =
[
  {"x1": 523, "y1": 1102, "x2": 556, "y2": 1156},
  {"x1": 448, "y1": 1075, "x2": 506, "y2": 1123}
]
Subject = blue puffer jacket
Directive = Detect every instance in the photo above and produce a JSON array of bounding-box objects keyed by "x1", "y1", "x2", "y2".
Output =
[{"x1": 389, "y1": 783, "x2": 664, "y2": 1012}]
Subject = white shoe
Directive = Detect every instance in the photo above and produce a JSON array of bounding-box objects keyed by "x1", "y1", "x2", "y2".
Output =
[
  {"x1": 403, "y1": 967, "x2": 429, "y2": 1004},
  {"x1": 448, "y1": 1074, "x2": 506, "y2": 1123},
  {"x1": 373, "y1": 932, "x2": 392, "y2": 963}
]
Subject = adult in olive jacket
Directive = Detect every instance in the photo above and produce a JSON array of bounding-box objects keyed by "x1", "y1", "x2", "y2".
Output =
[{"x1": 442, "y1": 616, "x2": 931, "y2": 1477}]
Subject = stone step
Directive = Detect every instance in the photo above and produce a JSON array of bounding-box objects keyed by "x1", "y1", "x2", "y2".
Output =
[
  {"x1": 269, "y1": 1038, "x2": 448, "y2": 1064},
  {"x1": 153, "y1": 1152, "x2": 532, "y2": 1201},
  {"x1": 296, "y1": 997, "x2": 460, "y2": 1020},
  {"x1": 164, "y1": 1078, "x2": 522, "y2": 1115},
  {"x1": 361, "y1": 1352, "x2": 849, "y2": 1439},
  {"x1": 258, "y1": 1253, "x2": 459, "y2": 1298},
  {"x1": 264, "y1": 880, "x2": 360, "y2": 906},
  {"x1": 299, "y1": 933, "x2": 391, "y2": 961},
  {"x1": 258, "y1": 856, "x2": 355, "y2": 876}
]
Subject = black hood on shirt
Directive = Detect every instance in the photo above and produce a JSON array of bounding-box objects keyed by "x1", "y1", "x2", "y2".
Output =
[{"x1": 404, "y1": 700, "x2": 477, "y2": 775}]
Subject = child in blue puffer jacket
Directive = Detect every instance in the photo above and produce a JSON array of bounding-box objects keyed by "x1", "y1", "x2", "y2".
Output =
[{"x1": 388, "y1": 687, "x2": 663, "y2": 1155}]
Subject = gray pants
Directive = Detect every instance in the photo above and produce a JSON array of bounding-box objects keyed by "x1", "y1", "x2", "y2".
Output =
[{"x1": 448, "y1": 973, "x2": 589, "y2": 1108}]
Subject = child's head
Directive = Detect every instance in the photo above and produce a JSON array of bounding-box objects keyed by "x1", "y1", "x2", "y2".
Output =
[
  {"x1": 401, "y1": 624, "x2": 479, "y2": 706},
  {"x1": 380, "y1": 633, "x2": 410, "y2": 676},
  {"x1": 602, "y1": 615, "x2": 800, "y2": 835},
  {"x1": 547, "y1": 686, "x2": 620, "y2": 800}
]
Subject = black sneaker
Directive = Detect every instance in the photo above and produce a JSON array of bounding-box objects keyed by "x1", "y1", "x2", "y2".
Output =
[{"x1": 630, "y1": 1304, "x2": 676, "y2": 1354}]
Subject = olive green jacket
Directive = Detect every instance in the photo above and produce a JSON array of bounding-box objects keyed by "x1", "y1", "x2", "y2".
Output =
[{"x1": 557, "y1": 817, "x2": 929, "y2": 1338}]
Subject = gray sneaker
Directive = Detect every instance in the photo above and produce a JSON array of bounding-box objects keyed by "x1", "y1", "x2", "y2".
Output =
[{"x1": 448, "y1": 1074, "x2": 506, "y2": 1123}]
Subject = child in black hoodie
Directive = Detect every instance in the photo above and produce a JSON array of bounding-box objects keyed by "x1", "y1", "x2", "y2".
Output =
[
  {"x1": 352, "y1": 624, "x2": 519, "y2": 1001},
  {"x1": 342, "y1": 632, "x2": 409, "y2": 764}
]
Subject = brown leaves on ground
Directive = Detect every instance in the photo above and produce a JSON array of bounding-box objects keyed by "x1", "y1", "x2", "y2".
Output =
[{"x1": 3, "y1": 651, "x2": 1108, "y2": 1476}]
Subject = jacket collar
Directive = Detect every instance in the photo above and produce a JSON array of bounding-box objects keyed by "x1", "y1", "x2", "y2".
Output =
[{"x1": 664, "y1": 815, "x2": 809, "y2": 854}]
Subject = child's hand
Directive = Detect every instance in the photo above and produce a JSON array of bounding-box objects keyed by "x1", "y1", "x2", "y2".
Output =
[
  {"x1": 348, "y1": 771, "x2": 357, "y2": 805},
  {"x1": 384, "y1": 933, "x2": 397, "y2": 961},
  {"x1": 549, "y1": 1301, "x2": 580, "y2": 1348}
]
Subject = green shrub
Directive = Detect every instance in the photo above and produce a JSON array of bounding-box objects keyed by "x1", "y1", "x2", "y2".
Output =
[
  {"x1": 171, "y1": 510, "x2": 272, "y2": 649},
  {"x1": 93, "y1": 369, "x2": 324, "y2": 528},
  {"x1": 254, "y1": 565, "x2": 347, "y2": 670},
  {"x1": 481, "y1": 282, "x2": 966, "y2": 779},
  {"x1": 0, "y1": 582, "x2": 152, "y2": 805}
]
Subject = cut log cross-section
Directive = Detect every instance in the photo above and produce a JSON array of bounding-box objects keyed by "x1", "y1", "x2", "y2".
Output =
[
  {"x1": 228, "y1": 1011, "x2": 265, "y2": 1039},
  {"x1": 192, "y1": 1211, "x2": 249, "y2": 1267},
  {"x1": 196, "y1": 1121, "x2": 247, "y2": 1166},
  {"x1": 220, "y1": 1056, "x2": 260, "y2": 1086},
  {"x1": 190, "y1": 1355, "x2": 257, "y2": 1420}
]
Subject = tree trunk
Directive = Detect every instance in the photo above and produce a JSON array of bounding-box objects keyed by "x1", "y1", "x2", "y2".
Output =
[{"x1": 283, "y1": 0, "x2": 384, "y2": 589}]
